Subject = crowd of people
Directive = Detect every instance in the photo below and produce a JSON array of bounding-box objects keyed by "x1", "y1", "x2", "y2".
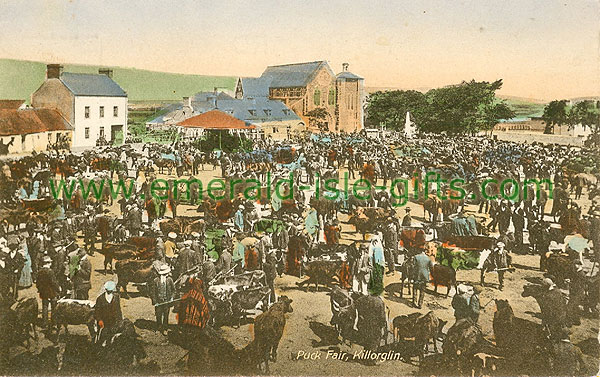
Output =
[{"x1": 0, "y1": 129, "x2": 598, "y2": 375}]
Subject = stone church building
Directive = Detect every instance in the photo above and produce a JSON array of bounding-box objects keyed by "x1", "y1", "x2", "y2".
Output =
[{"x1": 236, "y1": 61, "x2": 364, "y2": 133}]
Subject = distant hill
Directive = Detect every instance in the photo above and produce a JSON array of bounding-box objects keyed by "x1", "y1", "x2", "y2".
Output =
[{"x1": 0, "y1": 59, "x2": 237, "y2": 103}]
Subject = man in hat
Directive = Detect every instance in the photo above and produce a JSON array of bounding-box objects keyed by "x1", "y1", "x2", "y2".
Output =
[
  {"x1": 128, "y1": 203, "x2": 143, "y2": 237},
  {"x1": 82, "y1": 211, "x2": 98, "y2": 254},
  {"x1": 36, "y1": 256, "x2": 60, "y2": 328},
  {"x1": 549, "y1": 328, "x2": 586, "y2": 376},
  {"x1": 154, "y1": 231, "x2": 166, "y2": 263},
  {"x1": 402, "y1": 207, "x2": 412, "y2": 226},
  {"x1": 175, "y1": 240, "x2": 200, "y2": 280},
  {"x1": 540, "y1": 277, "x2": 568, "y2": 340},
  {"x1": 150, "y1": 264, "x2": 175, "y2": 334},
  {"x1": 413, "y1": 247, "x2": 435, "y2": 308},
  {"x1": 382, "y1": 220, "x2": 399, "y2": 275},
  {"x1": 452, "y1": 284, "x2": 471, "y2": 322},
  {"x1": 72, "y1": 248, "x2": 92, "y2": 300},
  {"x1": 5, "y1": 240, "x2": 25, "y2": 300},
  {"x1": 165, "y1": 232, "x2": 177, "y2": 262},
  {"x1": 95, "y1": 280, "x2": 123, "y2": 341},
  {"x1": 485, "y1": 240, "x2": 510, "y2": 290},
  {"x1": 352, "y1": 244, "x2": 371, "y2": 295},
  {"x1": 27, "y1": 226, "x2": 44, "y2": 282},
  {"x1": 263, "y1": 249, "x2": 278, "y2": 303},
  {"x1": 469, "y1": 284, "x2": 483, "y2": 324},
  {"x1": 215, "y1": 246, "x2": 232, "y2": 274}
]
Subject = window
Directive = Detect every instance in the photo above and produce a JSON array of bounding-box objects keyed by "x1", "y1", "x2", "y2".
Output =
[
  {"x1": 248, "y1": 109, "x2": 256, "y2": 116},
  {"x1": 282, "y1": 109, "x2": 290, "y2": 116},
  {"x1": 113, "y1": 106, "x2": 118, "y2": 117},
  {"x1": 48, "y1": 133, "x2": 52, "y2": 142},
  {"x1": 84, "y1": 106, "x2": 90, "y2": 118},
  {"x1": 313, "y1": 89, "x2": 321, "y2": 106},
  {"x1": 328, "y1": 88, "x2": 336, "y2": 105},
  {"x1": 85, "y1": 127, "x2": 90, "y2": 139},
  {"x1": 263, "y1": 109, "x2": 272, "y2": 116},
  {"x1": 100, "y1": 127, "x2": 105, "y2": 138},
  {"x1": 99, "y1": 106, "x2": 104, "y2": 117},
  {"x1": 272, "y1": 127, "x2": 277, "y2": 133}
]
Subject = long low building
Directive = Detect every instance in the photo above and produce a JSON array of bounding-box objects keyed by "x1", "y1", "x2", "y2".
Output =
[
  {"x1": 0, "y1": 108, "x2": 73, "y2": 154},
  {"x1": 148, "y1": 91, "x2": 305, "y2": 140}
]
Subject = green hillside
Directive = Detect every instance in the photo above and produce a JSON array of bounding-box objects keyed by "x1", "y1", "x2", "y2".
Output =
[
  {"x1": 0, "y1": 59, "x2": 236, "y2": 102},
  {"x1": 499, "y1": 96, "x2": 546, "y2": 118}
]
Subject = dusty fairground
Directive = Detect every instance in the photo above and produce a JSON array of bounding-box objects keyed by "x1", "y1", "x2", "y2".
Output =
[{"x1": 10, "y1": 166, "x2": 600, "y2": 376}]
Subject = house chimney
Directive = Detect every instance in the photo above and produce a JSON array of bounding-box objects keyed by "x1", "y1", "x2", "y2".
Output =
[
  {"x1": 98, "y1": 68, "x2": 113, "y2": 78},
  {"x1": 342, "y1": 63, "x2": 349, "y2": 72},
  {"x1": 47, "y1": 64, "x2": 63, "y2": 79}
]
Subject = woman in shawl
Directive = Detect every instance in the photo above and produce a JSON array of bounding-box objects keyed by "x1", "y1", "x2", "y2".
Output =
[{"x1": 368, "y1": 234, "x2": 385, "y2": 295}]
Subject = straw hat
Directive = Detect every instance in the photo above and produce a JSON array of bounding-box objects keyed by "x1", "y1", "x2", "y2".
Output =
[
  {"x1": 168, "y1": 232, "x2": 177, "y2": 240},
  {"x1": 158, "y1": 265, "x2": 171, "y2": 275}
]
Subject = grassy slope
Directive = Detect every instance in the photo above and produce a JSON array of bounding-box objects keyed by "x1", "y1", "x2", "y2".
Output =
[{"x1": 0, "y1": 59, "x2": 236, "y2": 102}]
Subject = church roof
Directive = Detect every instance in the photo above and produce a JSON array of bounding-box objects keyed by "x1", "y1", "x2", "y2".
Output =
[{"x1": 260, "y1": 61, "x2": 333, "y2": 88}]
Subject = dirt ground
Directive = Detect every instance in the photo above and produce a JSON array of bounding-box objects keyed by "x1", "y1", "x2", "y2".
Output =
[{"x1": 11, "y1": 166, "x2": 600, "y2": 376}]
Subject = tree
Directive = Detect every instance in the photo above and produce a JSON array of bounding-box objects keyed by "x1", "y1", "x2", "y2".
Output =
[
  {"x1": 541, "y1": 100, "x2": 568, "y2": 134},
  {"x1": 366, "y1": 90, "x2": 429, "y2": 130},
  {"x1": 421, "y1": 79, "x2": 511, "y2": 134},
  {"x1": 570, "y1": 100, "x2": 600, "y2": 134},
  {"x1": 306, "y1": 107, "x2": 330, "y2": 132}
]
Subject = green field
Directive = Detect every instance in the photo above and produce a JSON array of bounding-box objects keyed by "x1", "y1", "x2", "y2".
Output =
[{"x1": 0, "y1": 59, "x2": 236, "y2": 102}]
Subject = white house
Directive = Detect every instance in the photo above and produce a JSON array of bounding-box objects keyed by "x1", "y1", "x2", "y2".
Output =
[{"x1": 31, "y1": 65, "x2": 128, "y2": 149}]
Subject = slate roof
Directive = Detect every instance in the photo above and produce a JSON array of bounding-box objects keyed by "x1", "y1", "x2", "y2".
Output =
[
  {"x1": 60, "y1": 72, "x2": 127, "y2": 97},
  {"x1": 148, "y1": 92, "x2": 301, "y2": 126},
  {"x1": 238, "y1": 77, "x2": 270, "y2": 98},
  {"x1": 177, "y1": 110, "x2": 256, "y2": 130},
  {"x1": 217, "y1": 98, "x2": 301, "y2": 123},
  {"x1": 0, "y1": 109, "x2": 73, "y2": 136},
  {"x1": 336, "y1": 71, "x2": 363, "y2": 80},
  {"x1": 260, "y1": 61, "x2": 333, "y2": 88}
]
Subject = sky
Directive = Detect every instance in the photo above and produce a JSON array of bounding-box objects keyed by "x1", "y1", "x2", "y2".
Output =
[{"x1": 0, "y1": 0, "x2": 598, "y2": 100}]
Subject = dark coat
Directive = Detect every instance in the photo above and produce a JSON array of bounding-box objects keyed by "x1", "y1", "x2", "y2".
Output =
[
  {"x1": 36, "y1": 267, "x2": 60, "y2": 300},
  {"x1": 150, "y1": 275, "x2": 175, "y2": 305},
  {"x1": 72, "y1": 257, "x2": 92, "y2": 290},
  {"x1": 355, "y1": 295, "x2": 387, "y2": 350},
  {"x1": 95, "y1": 293, "x2": 123, "y2": 328},
  {"x1": 215, "y1": 250, "x2": 232, "y2": 273}
]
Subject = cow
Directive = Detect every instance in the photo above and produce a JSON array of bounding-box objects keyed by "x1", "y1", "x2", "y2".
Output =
[
  {"x1": 13, "y1": 297, "x2": 38, "y2": 347},
  {"x1": 115, "y1": 259, "x2": 154, "y2": 297},
  {"x1": 53, "y1": 299, "x2": 96, "y2": 340},
  {"x1": 230, "y1": 285, "x2": 271, "y2": 327},
  {"x1": 431, "y1": 264, "x2": 457, "y2": 296},
  {"x1": 100, "y1": 243, "x2": 139, "y2": 274},
  {"x1": 253, "y1": 295, "x2": 294, "y2": 373},
  {"x1": 296, "y1": 259, "x2": 343, "y2": 291}
]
